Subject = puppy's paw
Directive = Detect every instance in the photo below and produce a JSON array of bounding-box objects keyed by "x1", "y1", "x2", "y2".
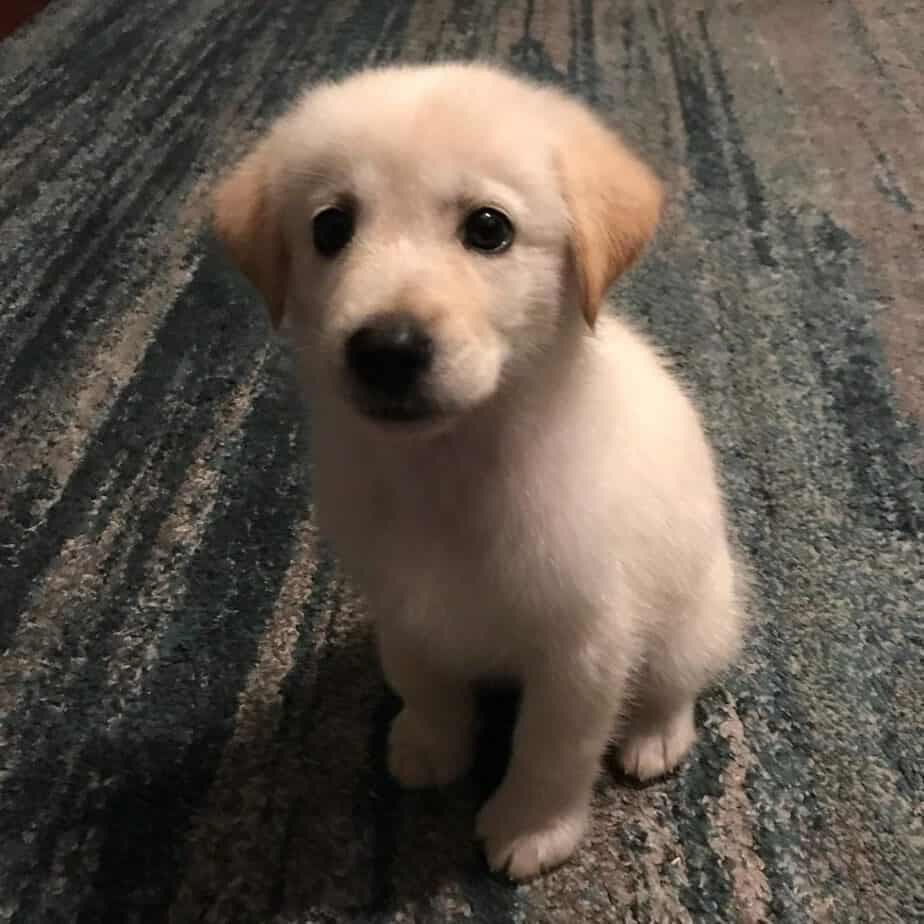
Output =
[
  {"x1": 619, "y1": 705, "x2": 696, "y2": 782},
  {"x1": 476, "y1": 787, "x2": 588, "y2": 880},
  {"x1": 388, "y1": 708, "x2": 471, "y2": 789}
]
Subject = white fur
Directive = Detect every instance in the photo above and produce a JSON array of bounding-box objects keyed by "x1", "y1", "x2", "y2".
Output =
[{"x1": 213, "y1": 63, "x2": 743, "y2": 880}]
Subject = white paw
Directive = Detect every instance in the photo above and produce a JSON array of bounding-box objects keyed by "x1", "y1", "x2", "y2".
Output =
[
  {"x1": 476, "y1": 787, "x2": 589, "y2": 880},
  {"x1": 619, "y1": 707, "x2": 696, "y2": 781},
  {"x1": 387, "y1": 708, "x2": 471, "y2": 789}
]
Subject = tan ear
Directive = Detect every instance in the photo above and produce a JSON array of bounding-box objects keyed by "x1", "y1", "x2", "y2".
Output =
[
  {"x1": 212, "y1": 141, "x2": 289, "y2": 328},
  {"x1": 557, "y1": 104, "x2": 663, "y2": 327}
]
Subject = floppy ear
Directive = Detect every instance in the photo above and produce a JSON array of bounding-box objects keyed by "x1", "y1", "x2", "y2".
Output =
[
  {"x1": 212, "y1": 140, "x2": 289, "y2": 329},
  {"x1": 557, "y1": 104, "x2": 663, "y2": 327}
]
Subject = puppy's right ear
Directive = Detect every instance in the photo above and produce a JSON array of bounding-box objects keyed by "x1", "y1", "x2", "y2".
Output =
[{"x1": 212, "y1": 141, "x2": 289, "y2": 329}]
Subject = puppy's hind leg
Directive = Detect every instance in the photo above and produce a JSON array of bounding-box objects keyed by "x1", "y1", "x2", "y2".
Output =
[
  {"x1": 618, "y1": 684, "x2": 698, "y2": 783},
  {"x1": 619, "y1": 552, "x2": 742, "y2": 782}
]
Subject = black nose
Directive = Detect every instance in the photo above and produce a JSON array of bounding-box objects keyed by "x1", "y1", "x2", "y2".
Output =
[{"x1": 346, "y1": 313, "x2": 434, "y2": 398}]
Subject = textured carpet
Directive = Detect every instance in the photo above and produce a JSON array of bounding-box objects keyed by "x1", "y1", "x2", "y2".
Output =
[{"x1": 1, "y1": 1, "x2": 922, "y2": 922}]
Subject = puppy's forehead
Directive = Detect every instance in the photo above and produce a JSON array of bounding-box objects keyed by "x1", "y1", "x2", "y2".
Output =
[{"x1": 289, "y1": 66, "x2": 559, "y2": 196}]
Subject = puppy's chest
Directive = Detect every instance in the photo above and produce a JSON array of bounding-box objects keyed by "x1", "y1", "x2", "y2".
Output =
[
  {"x1": 348, "y1": 463, "x2": 514, "y2": 591},
  {"x1": 319, "y1": 450, "x2": 585, "y2": 661}
]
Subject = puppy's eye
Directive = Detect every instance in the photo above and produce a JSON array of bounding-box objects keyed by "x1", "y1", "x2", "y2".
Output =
[
  {"x1": 462, "y1": 207, "x2": 514, "y2": 253},
  {"x1": 313, "y1": 206, "x2": 354, "y2": 257}
]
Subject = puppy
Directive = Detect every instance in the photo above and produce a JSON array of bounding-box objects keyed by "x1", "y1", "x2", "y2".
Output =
[{"x1": 212, "y1": 63, "x2": 742, "y2": 880}]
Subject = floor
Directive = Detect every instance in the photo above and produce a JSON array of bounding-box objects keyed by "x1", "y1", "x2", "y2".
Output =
[{"x1": 0, "y1": 2, "x2": 921, "y2": 922}]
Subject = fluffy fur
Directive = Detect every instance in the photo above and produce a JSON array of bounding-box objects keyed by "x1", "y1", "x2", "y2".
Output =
[{"x1": 212, "y1": 62, "x2": 743, "y2": 880}]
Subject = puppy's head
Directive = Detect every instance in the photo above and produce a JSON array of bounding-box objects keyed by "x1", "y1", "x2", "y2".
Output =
[{"x1": 213, "y1": 64, "x2": 661, "y2": 432}]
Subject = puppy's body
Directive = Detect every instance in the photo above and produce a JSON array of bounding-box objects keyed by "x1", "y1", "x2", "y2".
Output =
[
  {"x1": 313, "y1": 315, "x2": 731, "y2": 685},
  {"x1": 214, "y1": 63, "x2": 742, "y2": 880}
]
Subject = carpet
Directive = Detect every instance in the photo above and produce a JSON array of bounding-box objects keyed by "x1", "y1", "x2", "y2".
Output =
[{"x1": 1, "y1": 1, "x2": 921, "y2": 922}]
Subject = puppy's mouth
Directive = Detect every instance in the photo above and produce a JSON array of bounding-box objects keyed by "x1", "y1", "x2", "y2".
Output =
[
  {"x1": 347, "y1": 390, "x2": 461, "y2": 439},
  {"x1": 357, "y1": 395, "x2": 440, "y2": 425}
]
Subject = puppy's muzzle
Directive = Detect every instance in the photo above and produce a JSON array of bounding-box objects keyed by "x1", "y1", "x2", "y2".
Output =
[{"x1": 346, "y1": 312, "x2": 437, "y2": 422}]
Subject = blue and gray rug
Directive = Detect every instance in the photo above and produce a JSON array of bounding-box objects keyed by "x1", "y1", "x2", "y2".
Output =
[{"x1": 1, "y1": 1, "x2": 921, "y2": 921}]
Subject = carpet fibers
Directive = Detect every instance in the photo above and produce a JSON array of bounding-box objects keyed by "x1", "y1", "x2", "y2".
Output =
[{"x1": 1, "y1": 1, "x2": 922, "y2": 922}]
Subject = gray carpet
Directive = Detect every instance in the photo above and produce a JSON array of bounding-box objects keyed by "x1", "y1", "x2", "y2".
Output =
[{"x1": 1, "y1": 1, "x2": 922, "y2": 922}]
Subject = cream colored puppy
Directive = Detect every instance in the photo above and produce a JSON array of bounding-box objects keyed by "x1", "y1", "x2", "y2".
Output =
[{"x1": 213, "y1": 63, "x2": 742, "y2": 881}]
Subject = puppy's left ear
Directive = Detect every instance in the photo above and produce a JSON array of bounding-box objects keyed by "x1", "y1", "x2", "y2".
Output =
[
  {"x1": 556, "y1": 103, "x2": 663, "y2": 327},
  {"x1": 212, "y1": 140, "x2": 289, "y2": 329}
]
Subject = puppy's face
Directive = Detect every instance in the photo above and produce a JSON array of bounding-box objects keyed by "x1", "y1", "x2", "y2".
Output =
[{"x1": 214, "y1": 65, "x2": 662, "y2": 432}]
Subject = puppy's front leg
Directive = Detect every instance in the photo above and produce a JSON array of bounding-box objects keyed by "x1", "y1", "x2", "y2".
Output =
[
  {"x1": 379, "y1": 623, "x2": 474, "y2": 789},
  {"x1": 477, "y1": 657, "x2": 626, "y2": 880}
]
